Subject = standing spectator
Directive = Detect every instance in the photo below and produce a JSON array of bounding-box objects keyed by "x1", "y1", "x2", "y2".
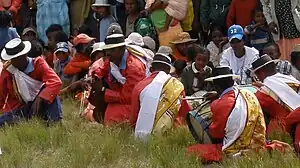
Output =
[
  {"x1": 0, "y1": 0, "x2": 22, "y2": 27},
  {"x1": 171, "y1": 32, "x2": 197, "y2": 61},
  {"x1": 244, "y1": 7, "x2": 273, "y2": 54},
  {"x1": 91, "y1": 0, "x2": 116, "y2": 42},
  {"x1": 181, "y1": 0, "x2": 194, "y2": 33},
  {"x1": 207, "y1": 26, "x2": 230, "y2": 67},
  {"x1": 261, "y1": 0, "x2": 300, "y2": 60},
  {"x1": 220, "y1": 25, "x2": 259, "y2": 85},
  {"x1": 36, "y1": 0, "x2": 70, "y2": 44},
  {"x1": 227, "y1": 0, "x2": 258, "y2": 28},
  {"x1": 70, "y1": 0, "x2": 92, "y2": 30},
  {"x1": 0, "y1": 10, "x2": 19, "y2": 49},
  {"x1": 200, "y1": 0, "x2": 231, "y2": 33},
  {"x1": 145, "y1": 0, "x2": 187, "y2": 48},
  {"x1": 291, "y1": 44, "x2": 300, "y2": 81},
  {"x1": 121, "y1": 0, "x2": 143, "y2": 36}
]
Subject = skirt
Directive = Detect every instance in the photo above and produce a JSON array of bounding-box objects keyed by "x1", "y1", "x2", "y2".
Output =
[{"x1": 277, "y1": 37, "x2": 300, "y2": 60}]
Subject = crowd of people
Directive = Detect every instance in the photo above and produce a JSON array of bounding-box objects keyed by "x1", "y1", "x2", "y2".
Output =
[{"x1": 1, "y1": 0, "x2": 300, "y2": 164}]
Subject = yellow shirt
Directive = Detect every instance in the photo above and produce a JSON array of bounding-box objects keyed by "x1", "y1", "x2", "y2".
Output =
[{"x1": 181, "y1": 0, "x2": 194, "y2": 32}]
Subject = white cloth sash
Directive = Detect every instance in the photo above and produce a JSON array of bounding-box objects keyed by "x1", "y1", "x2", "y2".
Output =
[
  {"x1": 6, "y1": 65, "x2": 44, "y2": 104},
  {"x1": 135, "y1": 71, "x2": 171, "y2": 141},
  {"x1": 222, "y1": 88, "x2": 248, "y2": 151},
  {"x1": 263, "y1": 73, "x2": 300, "y2": 110}
]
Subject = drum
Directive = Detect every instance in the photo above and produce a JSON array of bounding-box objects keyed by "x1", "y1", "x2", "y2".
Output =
[{"x1": 186, "y1": 100, "x2": 214, "y2": 144}]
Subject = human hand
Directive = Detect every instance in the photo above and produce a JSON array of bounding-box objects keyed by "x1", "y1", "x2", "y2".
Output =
[{"x1": 268, "y1": 22, "x2": 278, "y2": 34}]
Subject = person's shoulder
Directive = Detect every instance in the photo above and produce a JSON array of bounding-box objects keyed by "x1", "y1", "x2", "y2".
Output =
[
  {"x1": 182, "y1": 64, "x2": 193, "y2": 73},
  {"x1": 222, "y1": 47, "x2": 234, "y2": 57},
  {"x1": 245, "y1": 46, "x2": 259, "y2": 54}
]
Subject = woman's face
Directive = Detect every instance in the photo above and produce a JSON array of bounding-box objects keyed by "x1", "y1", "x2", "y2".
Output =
[
  {"x1": 125, "y1": 0, "x2": 138, "y2": 14},
  {"x1": 195, "y1": 53, "x2": 208, "y2": 71},
  {"x1": 212, "y1": 30, "x2": 224, "y2": 46}
]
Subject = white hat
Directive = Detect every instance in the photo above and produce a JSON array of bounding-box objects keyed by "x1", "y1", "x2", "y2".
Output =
[
  {"x1": 102, "y1": 34, "x2": 127, "y2": 50},
  {"x1": 125, "y1": 32, "x2": 144, "y2": 47},
  {"x1": 1, "y1": 38, "x2": 32, "y2": 61},
  {"x1": 92, "y1": 0, "x2": 111, "y2": 7},
  {"x1": 91, "y1": 42, "x2": 105, "y2": 56}
]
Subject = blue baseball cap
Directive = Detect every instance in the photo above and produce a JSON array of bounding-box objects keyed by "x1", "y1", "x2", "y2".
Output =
[
  {"x1": 54, "y1": 42, "x2": 69, "y2": 54},
  {"x1": 228, "y1": 25, "x2": 244, "y2": 42}
]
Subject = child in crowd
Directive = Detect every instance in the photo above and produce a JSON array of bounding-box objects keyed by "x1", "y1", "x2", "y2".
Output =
[
  {"x1": 171, "y1": 60, "x2": 187, "y2": 80},
  {"x1": 262, "y1": 43, "x2": 292, "y2": 76},
  {"x1": 0, "y1": 10, "x2": 19, "y2": 49},
  {"x1": 123, "y1": 0, "x2": 143, "y2": 36},
  {"x1": 22, "y1": 27, "x2": 37, "y2": 41},
  {"x1": 181, "y1": 45, "x2": 213, "y2": 96},
  {"x1": 244, "y1": 8, "x2": 273, "y2": 54},
  {"x1": 206, "y1": 26, "x2": 230, "y2": 67},
  {"x1": 64, "y1": 34, "x2": 95, "y2": 80},
  {"x1": 53, "y1": 42, "x2": 73, "y2": 86},
  {"x1": 45, "y1": 24, "x2": 64, "y2": 67},
  {"x1": 290, "y1": 44, "x2": 300, "y2": 81},
  {"x1": 28, "y1": 40, "x2": 43, "y2": 58}
]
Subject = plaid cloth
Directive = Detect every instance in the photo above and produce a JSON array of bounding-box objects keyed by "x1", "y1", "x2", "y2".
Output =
[
  {"x1": 36, "y1": 0, "x2": 70, "y2": 43},
  {"x1": 277, "y1": 60, "x2": 292, "y2": 75}
]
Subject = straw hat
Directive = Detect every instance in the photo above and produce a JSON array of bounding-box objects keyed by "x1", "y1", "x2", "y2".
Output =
[{"x1": 170, "y1": 32, "x2": 197, "y2": 45}]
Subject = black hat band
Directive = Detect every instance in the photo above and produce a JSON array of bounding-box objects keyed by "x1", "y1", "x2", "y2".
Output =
[
  {"x1": 105, "y1": 36, "x2": 125, "y2": 45},
  {"x1": 5, "y1": 42, "x2": 25, "y2": 55}
]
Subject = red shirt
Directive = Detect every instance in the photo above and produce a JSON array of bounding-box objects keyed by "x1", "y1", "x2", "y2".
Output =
[
  {"x1": 226, "y1": 0, "x2": 258, "y2": 28},
  {"x1": 209, "y1": 90, "x2": 235, "y2": 139},
  {"x1": 0, "y1": 0, "x2": 22, "y2": 13},
  {"x1": 0, "y1": 57, "x2": 62, "y2": 113},
  {"x1": 64, "y1": 52, "x2": 91, "y2": 75},
  {"x1": 130, "y1": 72, "x2": 191, "y2": 127}
]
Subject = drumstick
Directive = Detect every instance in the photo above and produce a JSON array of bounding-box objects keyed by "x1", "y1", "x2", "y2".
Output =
[{"x1": 183, "y1": 96, "x2": 204, "y2": 100}]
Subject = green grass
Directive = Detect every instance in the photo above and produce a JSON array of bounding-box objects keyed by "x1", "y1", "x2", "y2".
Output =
[{"x1": 0, "y1": 100, "x2": 300, "y2": 168}]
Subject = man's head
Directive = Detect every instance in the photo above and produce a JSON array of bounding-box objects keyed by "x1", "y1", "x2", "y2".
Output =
[
  {"x1": 73, "y1": 34, "x2": 96, "y2": 55},
  {"x1": 125, "y1": 0, "x2": 139, "y2": 14},
  {"x1": 1, "y1": 39, "x2": 32, "y2": 71},
  {"x1": 171, "y1": 32, "x2": 197, "y2": 57},
  {"x1": 22, "y1": 27, "x2": 37, "y2": 41},
  {"x1": 205, "y1": 67, "x2": 238, "y2": 94},
  {"x1": 90, "y1": 42, "x2": 105, "y2": 63},
  {"x1": 263, "y1": 43, "x2": 281, "y2": 60},
  {"x1": 228, "y1": 25, "x2": 245, "y2": 57},
  {"x1": 150, "y1": 54, "x2": 172, "y2": 74},
  {"x1": 103, "y1": 34, "x2": 127, "y2": 65},
  {"x1": 92, "y1": 0, "x2": 111, "y2": 17},
  {"x1": 54, "y1": 42, "x2": 70, "y2": 61},
  {"x1": 46, "y1": 24, "x2": 63, "y2": 50},
  {"x1": 251, "y1": 54, "x2": 277, "y2": 81}
]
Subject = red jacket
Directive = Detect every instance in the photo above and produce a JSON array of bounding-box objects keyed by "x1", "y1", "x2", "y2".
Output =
[
  {"x1": 102, "y1": 53, "x2": 147, "y2": 125},
  {"x1": 226, "y1": 0, "x2": 258, "y2": 28},
  {"x1": 209, "y1": 90, "x2": 235, "y2": 139},
  {"x1": 130, "y1": 72, "x2": 191, "y2": 127},
  {"x1": 0, "y1": 57, "x2": 62, "y2": 113},
  {"x1": 64, "y1": 52, "x2": 91, "y2": 75}
]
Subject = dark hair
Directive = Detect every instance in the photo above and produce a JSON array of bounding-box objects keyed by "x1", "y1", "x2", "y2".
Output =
[
  {"x1": 207, "y1": 25, "x2": 225, "y2": 44},
  {"x1": 173, "y1": 60, "x2": 187, "y2": 73},
  {"x1": 263, "y1": 43, "x2": 280, "y2": 52},
  {"x1": 28, "y1": 40, "x2": 44, "y2": 58},
  {"x1": 291, "y1": 52, "x2": 300, "y2": 66},
  {"x1": 54, "y1": 31, "x2": 69, "y2": 43},
  {"x1": 125, "y1": 0, "x2": 145, "y2": 13},
  {"x1": 187, "y1": 44, "x2": 210, "y2": 62},
  {"x1": 46, "y1": 24, "x2": 63, "y2": 35},
  {"x1": 257, "y1": 62, "x2": 277, "y2": 74},
  {"x1": 78, "y1": 24, "x2": 92, "y2": 36},
  {"x1": 252, "y1": 7, "x2": 263, "y2": 19},
  {"x1": 0, "y1": 10, "x2": 12, "y2": 28}
]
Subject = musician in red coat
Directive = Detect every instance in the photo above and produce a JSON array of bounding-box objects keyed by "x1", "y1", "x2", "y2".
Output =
[
  {"x1": 252, "y1": 55, "x2": 300, "y2": 153},
  {"x1": 0, "y1": 39, "x2": 62, "y2": 127},
  {"x1": 90, "y1": 34, "x2": 147, "y2": 125}
]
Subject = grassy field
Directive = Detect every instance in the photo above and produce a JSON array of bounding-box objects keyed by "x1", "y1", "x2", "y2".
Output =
[{"x1": 0, "y1": 100, "x2": 300, "y2": 168}]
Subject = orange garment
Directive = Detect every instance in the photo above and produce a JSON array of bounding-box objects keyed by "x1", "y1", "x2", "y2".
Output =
[
  {"x1": 173, "y1": 48, "x2": 188, "y2": 61},
  {"x1": 0, "y1": 0, "x2": 22, "y2": 26},
  {"x1": 64, "y1": 52, "x2": 91, "y2": 75},
  {"x1": 277, "y1": 37, "x2": 300, "y2": 60}
]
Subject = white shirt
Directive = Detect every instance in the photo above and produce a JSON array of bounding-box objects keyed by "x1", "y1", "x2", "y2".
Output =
[
  {"x1": 220, "y1": 46, "x2": 259, "y2": 85},
  {"x1": 207, "y1": 41, "x2": 230, "y2": 67}
]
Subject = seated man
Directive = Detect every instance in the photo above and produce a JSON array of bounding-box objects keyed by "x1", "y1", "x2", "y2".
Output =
[
  {"x1": 131, "y1": 47, "x2": 191, "y2": 140},
  {"x1": 252, "y1": 55, "x2": 300, "y2": 153},
  {"x1": 0, "y1": 39, "x2": 62, "y2": 126},
  {"x1": 187, "y1": 67, "x2": 266, "y2": 162},
  {"x1": 89, "y1": 34, "x2": 147, "y2": 125},
  {"x1": 220, "y1": 25, "x2": 259, "y2": 85}
]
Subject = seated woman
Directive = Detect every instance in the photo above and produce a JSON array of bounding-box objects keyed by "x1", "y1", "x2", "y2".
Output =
[{"x1": 181, "y1": 44, "x2": 213, "y2": 96}]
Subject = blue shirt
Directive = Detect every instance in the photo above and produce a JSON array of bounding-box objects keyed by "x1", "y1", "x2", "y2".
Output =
[
  {"x1": 0, "y1": 27, "x2": 19, "y2": 49},
  {"x1": 24, "y1": 58, "x2": 34, "y2": 74},
  {"x1": 99, "y1": 15, "x2": 116, "y2": 42}
]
